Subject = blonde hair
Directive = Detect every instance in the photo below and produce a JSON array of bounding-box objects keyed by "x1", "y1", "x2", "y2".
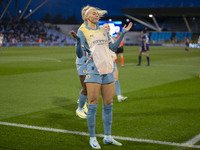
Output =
[{"x1": 81, "y1": 5, "x2": 107, "y2": 23}]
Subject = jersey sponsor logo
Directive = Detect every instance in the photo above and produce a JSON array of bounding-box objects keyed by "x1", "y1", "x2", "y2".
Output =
[
  {"x1": 92, "y1": 39, "x2": 108, "y2": 45},
  {"x1": 83, "y1": 69, "x2": 86, "y2": 73}
]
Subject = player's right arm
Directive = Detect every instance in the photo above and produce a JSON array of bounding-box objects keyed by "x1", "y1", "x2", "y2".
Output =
[{"x1": 71, "y1": 30, "x2": 86, "y2": 58}]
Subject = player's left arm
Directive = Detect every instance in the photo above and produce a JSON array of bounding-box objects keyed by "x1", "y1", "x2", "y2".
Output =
[{"x1": 109, "y1": 22, "x2": 132, "y2": 51}]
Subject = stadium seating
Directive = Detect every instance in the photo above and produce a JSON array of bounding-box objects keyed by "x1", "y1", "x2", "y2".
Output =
[
  {"x1": 150, "y1": 32, "x2": 192, "y2": 43},
  {"x1": 0, "y1": 20, "x2": 75, "y2": 45},
  {"x1": 150, "y1": 32, "x2": 172, "y2": 43},
  {"x1": 174, "y1": 32, "x2": 192, "y2": 42}
]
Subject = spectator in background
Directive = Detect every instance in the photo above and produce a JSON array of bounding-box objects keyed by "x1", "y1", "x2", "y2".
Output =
[
  {"x1": 38, "y1": 37, "x2": 42, "y2": 43},
  {"x1": 115, "y1": 32, "x2": 125, "y2": 67},
  {"x1": 185, "y1": 36, "x2": 189, "y2": 53}
]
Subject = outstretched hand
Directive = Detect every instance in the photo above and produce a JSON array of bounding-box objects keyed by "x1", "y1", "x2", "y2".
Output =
[
  {"x1": 123, "y1": 22, "x2": 133, "y2": 31},
  {"x1": 70, "y1": 30, "x2": 77, "y2": 38}
]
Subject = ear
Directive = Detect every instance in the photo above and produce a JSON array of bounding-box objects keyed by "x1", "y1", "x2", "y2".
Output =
[{"x1": 85, "y1": 14, "x2": 88, "y2": 20}]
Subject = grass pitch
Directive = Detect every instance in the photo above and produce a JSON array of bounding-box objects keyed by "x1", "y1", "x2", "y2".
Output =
[{"x1": 0, "y1": 46, "x2": 200, "y2": 150}]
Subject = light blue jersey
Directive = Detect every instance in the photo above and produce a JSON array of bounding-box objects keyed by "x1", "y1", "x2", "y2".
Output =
[{"x1": 75, "y1": 22, "x2": 127, "y2": 83}]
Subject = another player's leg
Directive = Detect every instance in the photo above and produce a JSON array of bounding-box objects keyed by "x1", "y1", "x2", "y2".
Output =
[
  {"x1": 115, "y1": 53, "x2": 118, "y2": 65},
  {"x1": 185, "y1": 45, "x2": 189, "y2": 53},
  {"x1": 146, "y1": 51, "x2": 150, "y2": 66},
  {"x1": 76, "y1": 76, "x2": 88, "y2": 119},
  {"x1": 120, "y1": 53, "x2": 124, "y2": 67},
  {"x1": 101, "y1": 82, "x2": 122, "y2": 146},
  {"x1": 137, "y1": 50, "x2": 142, "y2": 66},
  {"x1": 114, "y1": 66, "x2": 127, "y2": 102}
]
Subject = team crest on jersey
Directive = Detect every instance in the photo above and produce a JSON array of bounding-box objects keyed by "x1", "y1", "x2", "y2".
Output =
[
  {"x1": 87, "y1": 74, "x2": 91, "y2": 79},
  {"x1": 83, "y1": 69, "x2": 86, "y2": 73}
]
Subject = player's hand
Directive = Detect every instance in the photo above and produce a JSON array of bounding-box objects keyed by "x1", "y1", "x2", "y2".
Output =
[
  {"x1": 123, "y1": 22, "x2": 133, "y2": 31},
  {"x1": 70, "y1": 30, "x2": 77, "y2": 38}
]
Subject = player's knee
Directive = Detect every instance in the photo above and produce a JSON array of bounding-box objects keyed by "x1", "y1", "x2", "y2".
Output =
[{"x1": 89, "y1": 98, "x2": 98, "y2": 104}]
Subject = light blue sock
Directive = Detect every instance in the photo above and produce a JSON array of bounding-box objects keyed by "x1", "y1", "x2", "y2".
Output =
[
  {"x1": 102, "y1": 104, "x2": 113, "y2": 136},
  {"x1": 115, "y1": 80, "x2": 121, "y2": 96},
  {"x1": 78, "y1": 93, "x2": 87, "y2": 111},
  {"x1": 87, "y1": 104, "x2": 98, "y2": 137}
]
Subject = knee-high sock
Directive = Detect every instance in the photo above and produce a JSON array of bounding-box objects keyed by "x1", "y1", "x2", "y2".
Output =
[
  {"x1": 121, "y1": 57, "x2": 124, "y2": 66},
  {"x1": 102, "y1": 104, "x2": 113, "y2": 136},
  {"x1": 115, "y1": 80, "x2": 121, "y2": 96},
  {"x1": 87, "y1": 104, "x2": 98, "y2": 137},
  {"x1": 78, "y1": 93, "x2": 87, "y2": 111},
  {"x1": 146, "y1": 56, "x2": 150, "y2": 65},
  {"x1": 138, "y1": 55, "x2": 141, "y2": 64}
]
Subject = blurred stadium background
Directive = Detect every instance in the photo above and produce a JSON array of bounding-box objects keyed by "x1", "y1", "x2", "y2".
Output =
[
  {"x1": 0, "y1": 0, "x2": 200, "y2": 47},
  {"x1": 0, "y1": 0, "x2": 200, "y2": 150}
]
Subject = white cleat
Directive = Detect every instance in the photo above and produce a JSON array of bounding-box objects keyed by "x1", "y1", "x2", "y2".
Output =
[
  {"x1": 83, "y1": 102, "x2": 88, "y2": 114},
  {"x1": 76, "y1": 109, "x2": 87, "y2": 119},
  {"x1": 117, "y1": 95, "x2": 127, "y2": 102},
  {"x1": 89, "y1": 137, "x2": 101, "y2": 149},
  {"x1": 103, "y1": 136, "x2": 122, "y2": 146}
]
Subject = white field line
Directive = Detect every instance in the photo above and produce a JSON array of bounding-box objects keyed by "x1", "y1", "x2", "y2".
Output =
[
  {"x1": 0, "y1": 121, "x2": 200, "y2": 149},
  {"x1": 182, "y1": 133, "x2": 200, "y2": 146}
]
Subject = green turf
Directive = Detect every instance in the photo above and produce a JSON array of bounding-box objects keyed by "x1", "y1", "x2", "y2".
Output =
[{"x1": 0, "y1": 46, "x2": 200, "y2": 150}]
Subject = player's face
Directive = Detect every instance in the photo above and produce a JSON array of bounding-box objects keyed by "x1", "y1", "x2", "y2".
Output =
[
  {"x1": 86, "y1": 9, "x2": 99, "y2": 24},
  {"x1": 103, "y1": 24, "x2": 110, "y2": 32}
]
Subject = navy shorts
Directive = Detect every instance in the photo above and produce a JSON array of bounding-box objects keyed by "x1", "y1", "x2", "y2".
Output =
[{"x1": 140, "y1": 47, "x2": 149, "y2": 51}]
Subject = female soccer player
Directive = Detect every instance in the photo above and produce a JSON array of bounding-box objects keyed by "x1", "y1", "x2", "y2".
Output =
[
  {"x1": 185, "y1": 36, "x2": 189, "y2": 53},
  {"x1": 75, "y1": 24, "x2": 88, "y2": 119},
  {"x1": 71, "y1": 6, "x2": 132, "y2": 149},
  {"x1": 137, "y1": 29, "x2": 150, "y2": 66},
  {"x1": 103, "y1": 23, "x2": 127, "y2": 102}
]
